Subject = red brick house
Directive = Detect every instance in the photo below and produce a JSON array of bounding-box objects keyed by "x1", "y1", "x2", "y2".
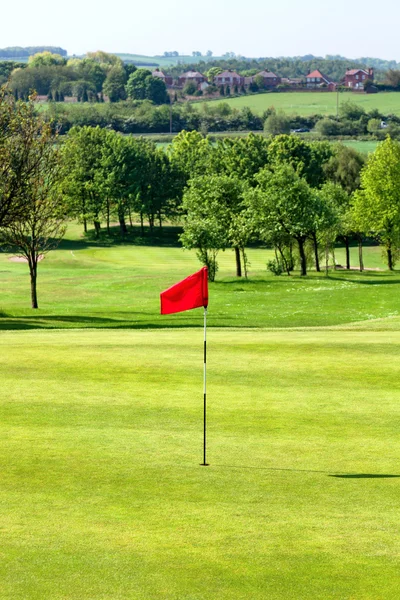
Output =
[
  {"x1": 178, "y1": 71, "x2": 206, "y2": 87},
  {"x1": 152, "y1": 69, "x2": 173, "y2": 86},
  {"x1": 255, "y1": 71, "x2": 281, "y2": 87},
  {"x1": 344, "y1": 68, "x2": 374, "y2": 89},
  {"x1": 305, "y1": 70, "x2": 336, "y2": 89},
  {"x1": 214, "y1": 70, "x2": 244, "y2": 86}
]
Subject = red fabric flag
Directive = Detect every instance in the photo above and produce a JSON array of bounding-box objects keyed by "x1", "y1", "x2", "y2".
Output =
[{"x1": 160, "y1": 267, "x2": 208, "y2": 315}]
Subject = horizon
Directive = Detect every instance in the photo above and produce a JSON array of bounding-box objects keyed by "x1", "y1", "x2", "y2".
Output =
[{"x1": 3, "y1": 0, "x2": 400, "y2": 62}]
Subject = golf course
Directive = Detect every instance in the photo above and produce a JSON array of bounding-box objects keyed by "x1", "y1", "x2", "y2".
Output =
[{"x1": 1, "y1": 223, "x2": 400, "y2": 599}]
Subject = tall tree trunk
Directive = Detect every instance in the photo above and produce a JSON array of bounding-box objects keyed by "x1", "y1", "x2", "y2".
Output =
[
  {"x1": 29, "y1": 260, "x2": 38, "y2": 309},
  {"x1": 387, "y1": 245, "x2": 393, "y2": 271},
  {"x1": 106, "y1": 199, "x2": 110, "y2": 234},
  {"x1": 241, "y1": 247, "x2": 248, "y2": 279},
  {"x1": 93, "y1": 219, "x2": 101, "y2": 238},
  {"x1": 344, "y1": 236, "x2": 350, "y2": 269},
  {"x1": 83, "y1": 217, "x2": 87, "y2": 234},
  {"x1": 140, "y1": 212, "x2": 144, "y2": 236},
  {"x1": 158, "y1": 211, "x2": 163, "y2": 231},
  {"x1": 325, "y1": 242, "x2": 329, "y2": 276},
  {"x1": 118, "y1": 208, "x2": 128, "y2": 235},
  {"x1": 358, "y1": 236, "x2": 364, "y2": 272},
  {"x1": 235, "y1": 246, "x2": 242, "y2": 277},
  {"x1": 312, "y1": 232, "x2": 320, "y2": 272},
  {"x1": 148, "y1": 214, "x2": 154, "y2": 233},
  {"x1": 297, "y1": 237, "x2": 307, "y2": 276},
  {"x1": 128, "y1": 207, "x2": 133, "y2": 228}
]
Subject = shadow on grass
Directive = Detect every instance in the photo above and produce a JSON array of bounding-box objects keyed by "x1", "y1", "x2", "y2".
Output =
[
  {"x1": 329, "y1": 474, "x2": 400, "y2": 479},
  {"x1": 214, "y1": 465, "x2": 400, "y2": 478},
  {"x1": 0, "y1": 313, "x2": 244, "y2": 331}
]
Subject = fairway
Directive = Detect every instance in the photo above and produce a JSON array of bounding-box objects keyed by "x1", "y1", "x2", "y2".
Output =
[
  {"x1": 1, "y1": 326, "x2": 400, "y2": 599},
  {"x1": 2, "y1": 225, "x2": 400, "y2": 598},
  {"x1": 200, "y1": 91, "x2": 400, "y2": 116}
]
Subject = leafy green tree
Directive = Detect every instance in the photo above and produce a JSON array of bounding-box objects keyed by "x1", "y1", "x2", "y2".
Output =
[
  {"x1": 180, "y1": 175, "x2": 245, "y2": 280},
  {"x1": 0, "y1": 88, "x2": 56, "y2": 227},
  {"x1": 268, "y1": 135, "x2": 332, "y2": 188},
  {"x1": 168, "y1": 130, "x2": 213, "y2": 183},
  {"x1": 126, "y1": 69, "x2": 168, "y2": 104},
  {"x1": 323, "y1": 143, "x2": 365, "y2": 195},
  {"x1": 103, "y1": 66, "x2": 127, "y2": 102},
  {"x1": 264, "y1": 110, "x2": 291, "y2": 136},
  {"x1": 61, "y1": 126, "x2": 109, "y2": 235},
  {"x1": 355, "y1": 137, "x2": 400, "y2": 269},
  {"x1": 0, "y1": 89, "x2": 65, "y2": 307},
  {"x1": 28, "y1": 51, "x2": 66, "y2": 67},
  {"x1": 212, "y1": 133, "x2": 270, "y2": 184},
  {"x1": 247, "y1": 165, "x2": 320, "y2": 275}
]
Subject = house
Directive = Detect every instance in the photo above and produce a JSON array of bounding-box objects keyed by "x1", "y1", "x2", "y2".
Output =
[
  {"x1": 214, "y1": 70, "x2": 244, "y2": 87},
  {"x1": 152, "y1": 69, "x2": 173, "y2": 86},
  {"x1": 305, "y1": 70, "x2": 336, "y2": 90},
  {"x1": 344, "y1": 68, "x2": 374, "y2": 89},
  {"x1": 178, "y1": 71, "x2": 206, "y2": 87},
  {"x1": 281, "y1": 77, "x2": 304, "y2": 88},
  {"x1": 255, "y1": 71, "x2": 281, "y2": 87}
]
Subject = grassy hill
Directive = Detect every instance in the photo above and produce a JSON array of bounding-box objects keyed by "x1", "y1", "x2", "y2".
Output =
[
  {"x1": 115, "y1": 53, "x2": 222, "y2": 67},
  {"x1": 199, "y1": 90, "x2": 400, "y2": 116}
]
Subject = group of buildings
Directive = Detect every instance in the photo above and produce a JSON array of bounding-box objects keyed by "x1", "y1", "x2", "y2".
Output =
[{"x1": 152, "y1": 67, "x2": 375, "y2": 93}]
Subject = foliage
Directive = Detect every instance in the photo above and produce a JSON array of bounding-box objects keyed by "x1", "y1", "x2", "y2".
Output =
[
  {"x1": 355, "y1": 137, "x2": 400, "y2": 269},
  {"x1": 126, "y1": 69, "x2": 168, "y2": 104},
  {"x1": 0, "y1": 87, "x2": 56, "y2": 228},
  {"x1": 263, "y1": 110, "x2": 291, "y2": 135}
]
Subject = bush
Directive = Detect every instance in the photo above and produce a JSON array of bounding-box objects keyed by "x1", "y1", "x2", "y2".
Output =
[{"x1": 267, "y1": 259, "x2": 283, "y2": 276}]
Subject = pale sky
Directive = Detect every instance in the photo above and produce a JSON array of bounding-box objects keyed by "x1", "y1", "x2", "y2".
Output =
[{"x1": 3, "y1": 0, "x2": 400, "y2": 61}]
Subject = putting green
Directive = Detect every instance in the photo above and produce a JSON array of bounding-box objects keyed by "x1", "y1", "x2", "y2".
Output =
[{"x1": 1, "y1": 326, "x2": 400, "y2": 599}]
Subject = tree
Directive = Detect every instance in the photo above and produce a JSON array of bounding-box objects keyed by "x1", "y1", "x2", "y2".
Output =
[
  {"x1": 248, "y1": 165, "x2": 320, "y2": 275},
  {"x1": 0, "y1": 87, "x2": 56, "y2": 228},
  {"x1": 268, "y1": 135, "x2": 333, "y2": 188},
  {"x1": 1, "y1": 116, "x2": 65, "y2": 308},
  {"x1": 180, "y1": 175, "x2": 245, "y2": 280},
  {"x1": 102, "y1": 66, "x2": 126, "y2": 102},
  {"x1": 212, "y1": 133, "x2": 270, "y2": 184},
  {"x1": 324, "y1": 143, "x2": 365, "y2": 195},
  {"x1": 168, "y1": 130, "x2": 213, "y2": 183},
  {"x1": 126, "y1": 69, "x2": 168, "y2": 104},
  {"x1": 28, "y1": 51, "x2": 66, "y2": 67},
  {"x1": 356, "y1": 137, "x2": 400, "y2": 270},
  {"x1": 61, "y1": 126, "x2": 109, "y2": 235},
  {"x1": 264, "y1": 110, "x2": 291, "y2": 136}
]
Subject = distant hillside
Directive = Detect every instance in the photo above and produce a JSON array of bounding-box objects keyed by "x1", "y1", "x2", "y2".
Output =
[
  {"x1": 114, "y1": 53, "x2": 397, "y2": 81},
  {"x1": 114, "y1": 53, "x2": 223, "y2": 68},
  {"x1": 0, "y1": 46, "x2": 67, "y2": 60}
]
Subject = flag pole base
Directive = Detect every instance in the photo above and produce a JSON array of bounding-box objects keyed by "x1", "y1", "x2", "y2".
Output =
[{"x1": 200, "y1": 463, "x2": 210, "y2": 466}]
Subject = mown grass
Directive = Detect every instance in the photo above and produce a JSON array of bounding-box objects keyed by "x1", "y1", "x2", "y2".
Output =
[
  {"x1": 1, "y1": 325, "x2": 400, "y2": 599},
  {"x1": 200, "y1": 91, "x2": 400, "y2": 116},
  {"x1": 2, "y1": 223, "x2": 400, "y2": 598},
  {"x1": 0, "y1": 223, "x2": 397, "y2": 330}
]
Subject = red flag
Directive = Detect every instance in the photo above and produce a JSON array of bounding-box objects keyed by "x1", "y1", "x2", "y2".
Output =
[{"x1": 160, "y1": 267, "x2": 208, "y2": 315}]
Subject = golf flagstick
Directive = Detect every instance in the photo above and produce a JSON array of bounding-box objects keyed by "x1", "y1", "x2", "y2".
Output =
[
  {"x1": 159, "y1": 266, "x2": 209, "y2": 466},
  {"x1": 201, "y1": 307, "x2": 209, "y2": 466}
]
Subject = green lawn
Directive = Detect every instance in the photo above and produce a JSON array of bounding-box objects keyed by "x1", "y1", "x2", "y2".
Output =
[
  {"x1": 2, "y1": 325, "x2": 400, "y2": 599},
  {"x1": 200, "y1": 91, "x2": 400, "y2": 116},
  {"x1": 0, "y1": 224, "x2": 397, "y2": 330},
  {"x1": 2, "y1": 224, "x2": 400, "y2": 598}
]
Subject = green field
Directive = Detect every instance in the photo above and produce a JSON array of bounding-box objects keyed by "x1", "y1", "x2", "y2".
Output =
[
  {"x1": 2, "y1": 224, "x2": 400, "y2": 598},
  {"x1": 200, "y1": 91, "x2": 400, "y2": 116}
]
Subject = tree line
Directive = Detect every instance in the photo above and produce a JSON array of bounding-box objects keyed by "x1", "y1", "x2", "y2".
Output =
[{"x1": 2, "y1": 85, "x2": 400, "y2": 309}]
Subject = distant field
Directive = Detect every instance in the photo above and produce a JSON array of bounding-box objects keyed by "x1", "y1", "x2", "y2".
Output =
[
  {"x1": 200, "y1": 91, "x2": 400, "y2": 116},
  {"x1": 115, "y1": 53, "x2": 221, "y2": 67}
]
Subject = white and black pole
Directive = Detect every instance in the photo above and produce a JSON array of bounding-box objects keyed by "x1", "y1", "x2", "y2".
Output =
[{"x1": 201, "y1": 307, "x2": 209, "y2": 466}]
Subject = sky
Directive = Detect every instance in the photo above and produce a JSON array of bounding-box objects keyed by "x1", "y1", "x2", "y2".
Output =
[{"x1": 3, "y1": 0, "x2": 400, "y2": 61}]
